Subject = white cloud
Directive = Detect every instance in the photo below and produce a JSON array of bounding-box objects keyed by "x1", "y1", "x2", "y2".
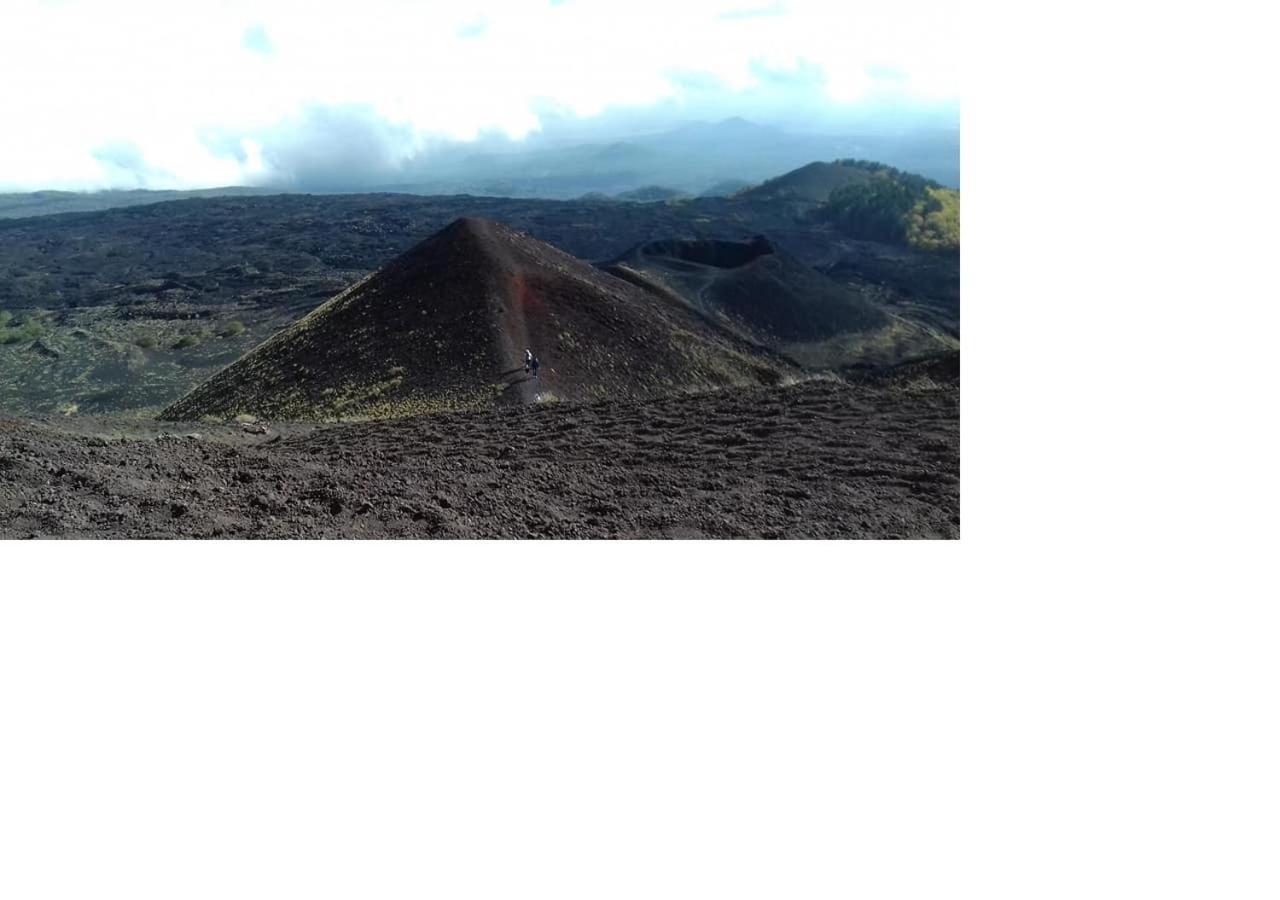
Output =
[{"x1": 0, "y1": 0, "x2": 958, "y2": 190}]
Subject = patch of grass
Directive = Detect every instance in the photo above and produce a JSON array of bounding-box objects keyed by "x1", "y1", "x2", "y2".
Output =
[
  {"x1": 782, "y1": 317, "x2": 957, "y2": 369},
  {"x1": 895, "y1": 375, "x2": 948, "y2": 394},
  {"x1": 172, "y1": 334, "x2": 201, "y2": 349},
  {"x1": 218, "y1": 321, "x2": 246, "y2": 338},
  {"x1": 0, "y1": 310, "x2": 47, "y2": 345},
  {"x1": 778, "y1": 371, "x2": 844, "y2": 388},
  {"x1": 134, "y1": 332, "x2": 159, "y2": 349}
]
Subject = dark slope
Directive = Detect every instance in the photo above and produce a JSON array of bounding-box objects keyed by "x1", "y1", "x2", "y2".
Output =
[
  {"x1": 606, "y1": 236, "x2": 953, "y2": 369},
  {"x1": 4, "y1": 379, "x2": 960, "y2": 539},
  {"x1": 608, "y1": 236, "x2": 886, "y2": 342},
  {"x1": 161, "y1": 218, "x2": 789, "y2": 422},
  {"x1": 737, "y1": 160, "x2": 877, "y2": 205}
]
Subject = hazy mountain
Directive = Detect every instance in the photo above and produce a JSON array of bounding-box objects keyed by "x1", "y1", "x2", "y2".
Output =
[
  {"x1": 0, "y1": 187, "x2": 273, "y2": 219},
  {"x1": 1, "y1": 119, "x2": 958, "y2": 219},
  {"x1": 328, "y1": 118, "x2": 958, "y2": 198}
]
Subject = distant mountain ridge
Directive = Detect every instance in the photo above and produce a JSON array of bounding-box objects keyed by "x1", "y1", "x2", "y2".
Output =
[
  {"x1": 3, "y1": 119, "x2": 958, "y2": 218},
  {"x1": 0, "y1": 186, "x2": 273, "y2": 219},
  {"x1": 386, "y1": 120, "x2": 957, "y2": 199}
]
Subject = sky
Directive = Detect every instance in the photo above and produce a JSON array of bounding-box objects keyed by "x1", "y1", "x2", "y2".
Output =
[{"x1": 0, "y1": 0, "x2": 959, "y2": 191}]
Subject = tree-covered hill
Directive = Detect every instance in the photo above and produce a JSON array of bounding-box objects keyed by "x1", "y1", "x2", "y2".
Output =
[{"x1": 817, "y1": 160, "x2": 958, "y2": 253}]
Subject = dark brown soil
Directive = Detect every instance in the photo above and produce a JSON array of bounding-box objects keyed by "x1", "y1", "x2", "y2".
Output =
[{"x1": 0, "y1": 379, "x2": 959, "y2": 539}]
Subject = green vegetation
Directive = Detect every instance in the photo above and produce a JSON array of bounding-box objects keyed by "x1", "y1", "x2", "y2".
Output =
[
  {"x1": 218, "y1": 321, "x2": 246, "y2": 338},
  {"x1": 0, "y1": 295, "x2": 314, "y2": 417},
  {"x1": 615, "y1": 186, "x2": 689, "y2": 203},
  {"x1": 897, "y1": 375, "x2": 947, "y2": 394},
  {"x1": 818, "y1": 161, "x2": 959, "y2": 253},
  {"x1": 172, "y1": 334, "x2": 201, "y2": 349},
  {"x1": 781, "y1": 317, "x2": 958, "y2": 370},
  {"x1": 0, "y1": 310, "x2": 48, "y2": 345},
  {"x1": 906, "y1": 187, "x2": 960, "y2": 253}
]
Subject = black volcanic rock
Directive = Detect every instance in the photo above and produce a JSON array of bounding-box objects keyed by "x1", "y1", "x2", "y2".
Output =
[
  {"x1": 606, "y1": 236, "x2": 954, "y2": 369},
  {"x1": 161, "y1": 218, "x2": 789, "y2": 422},
  {"x1": 607, "y1": 235, "x2": 887, "y2": 344}
]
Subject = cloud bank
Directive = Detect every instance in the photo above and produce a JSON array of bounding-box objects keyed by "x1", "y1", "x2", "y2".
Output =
[{"x1": 0, "y1": 0, "x2": 959, "y2": 191}]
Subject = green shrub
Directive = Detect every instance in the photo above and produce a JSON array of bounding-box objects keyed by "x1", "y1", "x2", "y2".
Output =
[
  {"x1": 905, "y1": 188, "x2": 960, "y2": 253},
  {"x1": 218, "y1": 321, "x2": 246, "y2": 338},
  {"x1": 134, "y1": 333, "x2": 159, "y2": 349},
  {"x1": 172, "y1": 334, "x2": 201, "y2": 349},
  {"x1": 0, "y1": 311, "x2": 47, "y2": 345}
]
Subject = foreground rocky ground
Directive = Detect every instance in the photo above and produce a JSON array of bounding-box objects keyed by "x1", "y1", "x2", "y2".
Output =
[{"x1": 0, "y1": 379, "x2": 958, "y2": 539}]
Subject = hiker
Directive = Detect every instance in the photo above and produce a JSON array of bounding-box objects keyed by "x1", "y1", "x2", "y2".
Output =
[
  {"x1": 529, "y1": 351, "x2": 540, "y2": 379},
  {"x1": 524, "y1": 348, "x2": 534, "y2": 373}
]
